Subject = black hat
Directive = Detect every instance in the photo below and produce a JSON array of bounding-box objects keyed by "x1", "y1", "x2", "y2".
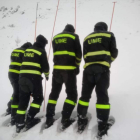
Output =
[
  {"x1": 63, "y1": 24, "x2": 75, "y2": 33},
  {"x1": 21, "y1": 42, "x2": 32, "y2": 49},
  {"x1": 94, "y1": 22, "x2": 108, "y2": 31},
  {"x1": 36, "y1": 35, "x2": 48, "y2": 46}
]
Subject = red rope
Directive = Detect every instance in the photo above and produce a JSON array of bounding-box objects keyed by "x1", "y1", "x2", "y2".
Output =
[
  {"x1": 109, "y1": 2, "x2": 117, "y2": 31},
  {"x1": 43, "y1": 0, "x2": 60, "y2": 112}
]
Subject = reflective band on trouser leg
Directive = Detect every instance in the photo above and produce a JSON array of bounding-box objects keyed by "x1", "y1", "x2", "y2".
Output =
[
  {"x1": 65, "y1": 99, "x2": 76, "y2": 106},
  {"x1": 30, "y1": 103, "x2": 40, "y2": 108},
  {"x1": 17, "y1": 110, "x2": 26, "y2": 115},
  {"x1": 78, "y1": 100, "x2": 89, "y2": 106},
  {"x1": 48, "y1": 100, "x2": 57, "y2": 104},
  {"x1": 11, "y1": 97, "x2": 13, "y2": 100},
  {"x1": 11, "y1": 105, "x2": 19, "y2": 108},
  {"x1": 54, "y1": 65, "x2": 76, "y2": 70},
  {"x1": 96, "y1": 104, "x2": 110, "y2": 109}
]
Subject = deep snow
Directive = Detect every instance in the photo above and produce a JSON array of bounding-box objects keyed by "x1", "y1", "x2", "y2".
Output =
[{"x1": 0, "y1": 0, "x2": 140, "y2": 140}]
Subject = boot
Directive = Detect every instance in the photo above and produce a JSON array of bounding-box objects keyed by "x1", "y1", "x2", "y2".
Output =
[
  {"x1": 45, "y1": 117, "x2": 55, "y2": 128},
  {"x1": 16, "y1": 123, "x2": 25, "y2": 133},
  {"x1": 77, "y1": 117, "x2": 88, "y2": 133},
  {"x1": 10, "y1": 116, "x2": 16, "y2": 126}
]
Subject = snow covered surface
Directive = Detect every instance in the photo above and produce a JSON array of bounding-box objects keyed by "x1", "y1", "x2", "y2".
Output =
[{"x1": 0, "y1": 0, "x2": 140, "y2": 139}]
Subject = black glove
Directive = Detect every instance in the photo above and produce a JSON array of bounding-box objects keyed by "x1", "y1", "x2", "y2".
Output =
[
  {"x1": 75, "y1": 67, "x2": 80, "y2": 75},
  {"x1": 46, "y1": 76, "x2": 49, "y2": 81}
]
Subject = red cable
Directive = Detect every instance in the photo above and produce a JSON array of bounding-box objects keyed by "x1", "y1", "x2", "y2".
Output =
[
  {"x1": 43, "y1": 0, "x2": 60, "y2": 112},
  {"x1": 109, "y1": 2, "x2": 117, "y2": 31}
]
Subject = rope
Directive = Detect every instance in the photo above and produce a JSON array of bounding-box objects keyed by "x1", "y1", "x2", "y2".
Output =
[{"x1": 75, "y1": 0, "x2": 77, "y2": 32}]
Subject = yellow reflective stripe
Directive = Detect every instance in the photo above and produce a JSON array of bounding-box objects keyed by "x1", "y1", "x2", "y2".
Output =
[
  {"x1": 17, "y1": 110, "x2": 26, "y2": 115},
  {"x1": 9, "y1": 69, "x2": 20, "y2": 74},
  {"x1": 53, "y1": 34, "x2": 75, "y2": 40},
  {"x1": 96, "y1": 104, "x2": 110, "y2": 109},
  {"x1": 20, "y1": 70, "x2": 41, "y2": 75},
  {"x1": 84, "y1": 61, "x2": 110, "y2": 68},
  {"x1": 48, "y1": 100, "x2": 57, "y2": 104},
  {"x1": 13, "y1": 50, "x2": 25, "y2": 53},
  {"x1": 11, "y1": 105, "x2": 19, "y2": 108},
  {"x1": 44, "y1": 72, "x2": 49, "y2": 77},
  {"x1": 76, "y1": 62, "x2": 80, "y2": 66},
  {"x1": 22, "y1": 62, "x2": 41, "y2": 68},
  {"x1": 65, "y1": 99, "x2": 76, "y2": 106},
  {"x1": 111, "y1": 57, "x2": 115, "y2": 61},
  {"x1": 30, "y1": 103, "x2": 40, "y2": 108},
  {"x1": 10, "y1": 62, "x2": 22, "y2": 66},
  {"x1": 11, "y1": 97, "x2": 13, "y2": 100},
  {"x1": 84, "y1": 51, "x2": 111, "y2": 59},
  {"x1": 26, "y1": 49, "x2": 42, "y2": 55},
  {"x1": 84, "y1": 33, "x2": 111, "y2": 41},
  {"x1": 76, "y1": 57, "x2": 81, "y2": 61},
  {"x1": 78, "y1": 100, "x2": 89, "y2": 106},
  {"x1": 54, "y1": 51, "x2": 76, "y2": 57},
  {"x1": 54, "y1": 65, "x2": 76, "y2": 70}
]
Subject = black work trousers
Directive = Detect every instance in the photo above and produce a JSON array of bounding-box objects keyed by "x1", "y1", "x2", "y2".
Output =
[
  {"x1": 16, "y1": 76, "x2": 44, "y2": 124},
  {"x1": 46, "y1": 70, "x2": 77, "y2": 120},
  {"x1": 77, "y1": 65, "x2": 110, "y2": 122}
]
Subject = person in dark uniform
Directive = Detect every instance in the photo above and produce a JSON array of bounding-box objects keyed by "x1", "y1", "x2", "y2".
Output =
[
  {"x1": 45, "y1": 24, "x2": 82, "y2": 129},
  {"x1": 77, "y1": 22, "x2": 118, "y2": 136},
  {"x1": 16, "y1": 35, "x2": 49, "y2": 133},
  {"x1": 8, "y1": 42, "x2": 32, "y2": 124}
]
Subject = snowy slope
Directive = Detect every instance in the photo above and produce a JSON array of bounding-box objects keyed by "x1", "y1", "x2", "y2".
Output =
[{"x1": 0, "y1": 0, "x2": 140, "y2": 140}]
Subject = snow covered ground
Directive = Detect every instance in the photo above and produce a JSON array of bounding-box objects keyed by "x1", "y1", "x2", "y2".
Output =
[{"x1": 0, "y1": 0, "x2": 140, "y2": 139}]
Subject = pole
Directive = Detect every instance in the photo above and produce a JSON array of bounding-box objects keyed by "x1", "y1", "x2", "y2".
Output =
[
  {"x1": 34, "y1": 3, "x2": 38, "y2": 42},
  {"x1": 43, "y1": 0, "x2": 60, "y2": 111},
  {"x1": 109, "y1": 2, "x2": 116, "y2": 31},
  {"x1": 75, "y1": 0, "x2": 76, "y2": 32}
]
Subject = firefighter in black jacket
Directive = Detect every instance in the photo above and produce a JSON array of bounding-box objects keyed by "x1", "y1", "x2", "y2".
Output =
[
  {"x1": 77, "y1": 22, "x2": 118, "y2": 136},
  {"x1": 8, "y1": 42, "x2": 32, "y2": 124},
  {"x1": 16, "y1": 35, "x2": 49, "y2": 133},
  {"x1": 45, "y1": 24, "x2": 82, "y2": 129}
]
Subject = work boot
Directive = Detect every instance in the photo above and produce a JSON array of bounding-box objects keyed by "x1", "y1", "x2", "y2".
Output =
[
  {"x1": 45, "y1": 117, "x2": 55, "y2": 128},
  {"x1": 77, "y1": 117, "x2": 88, "y2": 133},
  {"x1": 16, "y1": 123, "x2": 25, "y2": 133},
  {"x1": 10, "y1": 116, "x2": 16, "y2": 126}
]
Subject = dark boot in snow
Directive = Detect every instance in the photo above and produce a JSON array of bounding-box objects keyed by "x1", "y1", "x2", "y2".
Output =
[
  {"x1": 45, "y1": 117, "x2": 55, "y2": 128},
  {"x1": 77, "y1": 117, "x2": 88, "y2": 133},
  {"x1": 16, "y1": 123, "x2": 25, "y2": 133}
]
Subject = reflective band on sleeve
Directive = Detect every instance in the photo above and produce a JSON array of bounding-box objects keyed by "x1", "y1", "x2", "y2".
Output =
[
  {"x1": 84, "y1": 61, "x2": 110, "y2": 69},
  {"x1": 10, "y1": 62, "x2": 22, "y2": 66},
  {"x1": 20, "y1": 70, "x2": 41, "y2": 75},
  {"x1": 84, "y1": 33, "x2": 111, "y2": 42},
  {"x1": 54, "y1": 65, "x2": 76, "y2": 70},
  {"x1": 26, "y1": 49, "x2": 42, "y2": 55},
  {"x1": 54, "y1": 51, "x2": 76, "y2": 57},
  {"x1": 17, "y1": 110, "x2": 26, "y2": 115},
  {"x1": 11, "y1": 105, "x2": 19, "y2": 108},
  {"x1": 111, "y1": 57, "x2": 115, "y2": 61},
  {"x1": 13, "y1": 50, "x2": 25, "y2": 53},
  {"x1": 53, "y1": 34, "x2": 76, "y2": 40},
  {"x1": 9, "y1": 69, "x2": 20, "y2": 74},
  {"x1": 96, "y1": 104, "x2": 110, "y2": 109},
  {"x1": 84, "y1": 51, "x2": 111, "y2": 59},
  {"x1": 65, "y1": 99, "x2": 76, "y2": 106},
  {"x1": 48, "y1": 100, "x2": 57, "y2": 104},
  {"x1": 11, "y1": 97, "x2": 13, "y2": 100},
  {"x1": 76, "y1": 57, "x2": 81, "y2": 61},
  {"x1": 22, "y1": 62, "x2": 41, "y2": 68},
  {"x1": 30, "y1": 103, "x2": 40, "y2": 108},
  {"x1": 78, "y1": 100, "x2": 89, "y2": 106}
]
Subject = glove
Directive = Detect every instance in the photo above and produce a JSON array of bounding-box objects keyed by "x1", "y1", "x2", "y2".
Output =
[
  {"x1": 46, "y1": 76, "x2": 49, "y2": 81},
  {"x1": 75, "y1": 67, "x2": 80, "y2": 75}
]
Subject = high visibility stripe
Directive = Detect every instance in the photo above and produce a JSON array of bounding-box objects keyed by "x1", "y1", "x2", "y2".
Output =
[
  {"x1": 84, "y1": 51, "x2": 111, "y2": 59},
  {"x1": 54, "y1": 51, "x2": 76, "y2": 57},
  {"x1": 48, "y1": 100, "x2": 57, "y2": 104},
  {"x1": 22, "y1": 62, "x2": 41, "y2": 68},
  {"x1": 9, "y1": 69, "x2": 20, "y2": 74},
  {"x1": 76, "y1": 57, "x2": 81, "y2": 61},
  {"x1": 13, "y1": 50, "x2": 25, "y2": 53},
  {"x1": 11, "y1": 97, "x2": 13, "y2": 100},
  {"x1": 44, "y1": 72, "x2": 49, "y2": 77},
  {"x1": 17, "y1": 110, "x2": 26, "y2": 115},
  {"x1": 20, "y1": 70, "x2": 41, "y2": 75},
  {"x1": 30, "y1": 103, "x2": 40, "y2": 108},
  {"x1": 84, "y1": 33, "x2": 111, "y2": 41},
  {"x1": 11, "y1": 105, "x2": 19, "y2": 108},
  {"x1": 84, "y1": 61, "x2": 110, "y2": 68},
  {"x1": 53, "y1": 34, "x2": 76, "y2": 40},
  {"x1": 96, "y1": 104, "x2": 110, "y2": 109},
  {"x1": 78, "y1": 100, "x2": 89, "y2": 106},
  {"x1": 111, "y1": 57, "x2": 115, "y2": 61},
  {"x1": 54, "y1": 65, "x2": 76, "y2": 70},
  {"x1": 10, "y1": 62, "x2": 22, "y2": 66},
  {"x1": 26, "y1": 49, "x2": 42, "y2": 55},
  {"x1": 65, "y1": 99, "x2": 76, "y2": 106},
  {"x1": 76, "y1": 62, "x2": 80, "y2": 66}
]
